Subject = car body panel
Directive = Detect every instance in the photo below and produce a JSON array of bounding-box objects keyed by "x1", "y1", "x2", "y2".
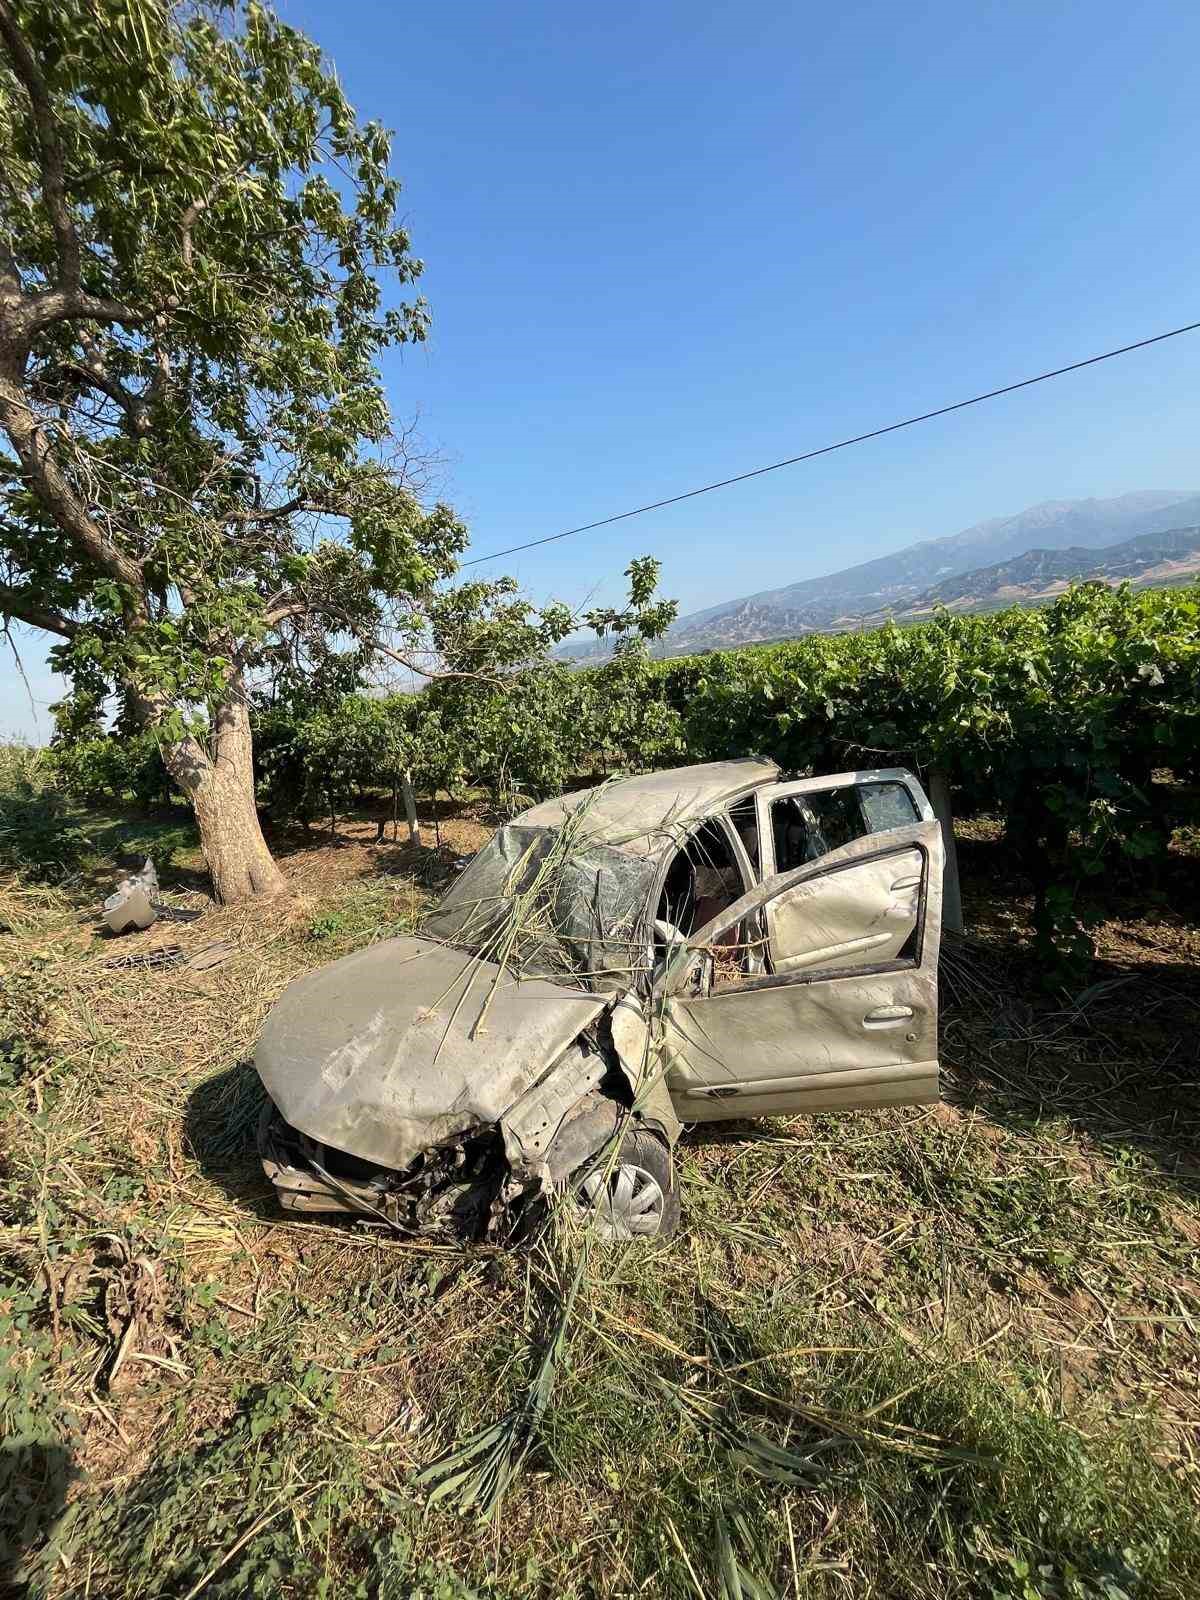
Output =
[
  {"x1": 517, "y1": 758, "x2": 781, "y2": 856},
  {"x1": 500, "y1": 1044, "x2": 607, "y2": 1174},
  {"x1": 610, "y1": 991, "x2": 683, "y2": 1143},
  {"x1": 765, "y1": 843, "x2": 924, "y2": 973},
  {"x1": 657, "y1": 822, "x2": 943, "y2": 1120},
  {"x1": 256, "y1": 935, "x2": 606, "y2": 1170},
  {"x1": 253, "y1": 763, "x2": 946, "y2": 1229}
]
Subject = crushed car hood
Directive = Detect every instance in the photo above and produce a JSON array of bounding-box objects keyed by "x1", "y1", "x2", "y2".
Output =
[{"x1": 255, "y1": 936, "x2": 606, "y2": 1171}]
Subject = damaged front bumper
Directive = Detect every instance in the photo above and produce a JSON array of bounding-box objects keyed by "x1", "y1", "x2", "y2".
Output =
[
  {"x1": 257, "y1": 1101, "x2": 511, "y2": 1237},
  {"x1": 258, "y1": 1101, "x2": 386, "y2": 1216},
  {"x1": 255, "y1": 1005, "x2": 682, "y2": 1240}
]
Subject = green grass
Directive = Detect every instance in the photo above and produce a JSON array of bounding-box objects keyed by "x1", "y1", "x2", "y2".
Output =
[
  {"x1": 65, "y1": 802, "x2": 201, "y2": 875},
  {"x1": 0, "y1": 739, "x2": 203, "y2": 891},
  {"x1": 1, "y1": 801, "x2": 1198, "y2": 1598}
]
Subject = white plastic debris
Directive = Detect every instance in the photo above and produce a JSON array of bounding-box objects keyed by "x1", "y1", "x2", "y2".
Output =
[{"x1": 102, "y1": 858, "x2": 160, "y2": 935}]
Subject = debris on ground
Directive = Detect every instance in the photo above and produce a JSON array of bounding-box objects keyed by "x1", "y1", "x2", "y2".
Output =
[
  {"x1": 185, "y1": 939, "x2": 234, "y2": 972},
  {"x1": 105, "y1": 944, "x2": 186, "y2": 972},
  {"x1": 101, "y1": 1238, "x2": 184, "y2": 1394},
  {"x1": 102, "y1": 858, "x2": 160, "y2": 934},
  {"x1": 103, "y1": 938, "x2": 234, "y2": 974}
]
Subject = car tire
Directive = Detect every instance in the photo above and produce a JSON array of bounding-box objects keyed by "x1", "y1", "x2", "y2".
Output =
[{"x1": 574, "y1": 1128, "x2": 680, "y2": 1242}]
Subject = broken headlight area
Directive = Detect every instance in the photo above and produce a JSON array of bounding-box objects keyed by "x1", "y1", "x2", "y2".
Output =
[{"x1": 257, "y1": 1101, "x2": 521, "y2": 1241}]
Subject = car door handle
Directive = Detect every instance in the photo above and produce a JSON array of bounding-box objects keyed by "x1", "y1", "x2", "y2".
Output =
[{"x1": 863, "y1": 1004, "x2": 914, "y2": 1027}]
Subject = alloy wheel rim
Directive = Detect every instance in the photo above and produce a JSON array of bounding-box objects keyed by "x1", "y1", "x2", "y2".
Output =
[{"x1": 578, "y1": 1162, "x2": 665, "y2": 1239}]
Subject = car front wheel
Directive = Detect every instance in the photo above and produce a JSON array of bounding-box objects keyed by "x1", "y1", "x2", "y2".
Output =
[{"x1": 575, "y1": 1129, "x2": 680, "y2": 1242}]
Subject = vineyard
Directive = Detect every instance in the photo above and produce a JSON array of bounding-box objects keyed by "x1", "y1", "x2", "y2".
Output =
[{"x1": 37, "y1": 581, "x2": 1200, "y2": 970}]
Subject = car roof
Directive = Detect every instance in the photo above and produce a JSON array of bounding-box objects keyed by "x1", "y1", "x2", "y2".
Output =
[{"x1": 515, "y1": 758, "x2": 781, "y2": 858}]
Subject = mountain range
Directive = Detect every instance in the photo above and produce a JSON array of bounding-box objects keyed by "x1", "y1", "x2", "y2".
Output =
[
  {"x1": 877, "y1": 521, "x2": 1200, "y2": 622},
  {"x1": 565, "y1": 490, "x2": 1200, "y2": 658}
]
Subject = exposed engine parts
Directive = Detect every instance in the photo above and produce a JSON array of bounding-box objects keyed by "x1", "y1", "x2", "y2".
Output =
[{"x1": 258, "y1": 1102, "x2": 517, "y2": 1241}]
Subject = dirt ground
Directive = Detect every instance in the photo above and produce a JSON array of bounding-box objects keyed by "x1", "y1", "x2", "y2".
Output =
[{"x1": 2, "y1": 797, "x2": 1198, "y2": 1599}]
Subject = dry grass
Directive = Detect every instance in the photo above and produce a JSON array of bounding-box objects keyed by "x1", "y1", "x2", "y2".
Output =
[{"x1": 2, "y1": 801, "x2": 1199, "y2": 1598}]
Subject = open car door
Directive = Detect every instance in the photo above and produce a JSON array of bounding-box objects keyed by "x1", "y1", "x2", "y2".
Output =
[
  {"x1": 656, "y1": 820, "x2": 944, "y2": 1121},
  {"x1": 753, "y1": 767, "x2": 933, "y2": 877}
]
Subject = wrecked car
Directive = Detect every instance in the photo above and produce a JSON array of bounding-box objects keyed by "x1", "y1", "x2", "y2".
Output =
[{"x1": 256, "y1": 759, "x2": 944, "y2": 1241}]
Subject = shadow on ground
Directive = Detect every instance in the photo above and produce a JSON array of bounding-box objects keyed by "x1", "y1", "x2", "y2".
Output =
[
  {"x1": 941, "y1": 936, "x2": 1200, "y2": 1203},
  {"x1": 955, "y1": 822, "x2": 1200, "y2": 947},
  {"x1": 0, "y1": 1442, "x2": 74, "y2": 1599},
  {"x1": 184, "y1": 1060, "x2": 281, "y2": 1220}
]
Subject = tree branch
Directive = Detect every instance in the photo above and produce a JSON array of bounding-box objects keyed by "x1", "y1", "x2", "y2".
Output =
[
  {"x1": 0, "y1": 241, "x2": 21, "y2": 301},
  {"x1": 58, "y1": 334, "x2": 151, "y2": 435},
  {"x1": 262, "y1": 595, "x2": 496, "y2": 681},
  {"x1": 0, "y1": 0, "x2": 80, "y2": 290},
  {"x1": 261, "y1": 596, "x2": 306, "y2": 627},
  {"x1": 179, "y1": 197, "x2": 207, "y2": 273},
  {"x1": 0, "y1": 580, "x2": 76, "y2": 637},
  {"x1": 229, "y1": 491, "x2": 358, "y2": 527},
  {"x1": 0, "y1": 377, "x2": 146, "y2": 597},
  {"x1": 180, "y1": 165, "x2": 252, "y2": 270},
  {"x1": 371, "y1": 633, "x2": 496, "y2": 682},
  {"x1": 0, "y1": 14, "x2": 172, "y2": 344},
  {"x1": 22, "y1": 285, "x2": 167, "y2": 337},
  {"x1": 232, "y1": 495, "x2": 311, "y2": 527}
]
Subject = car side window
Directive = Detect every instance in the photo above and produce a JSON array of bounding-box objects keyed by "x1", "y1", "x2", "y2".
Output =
[
  {"x1": 654, "y1": 817, "x2": 749, "y2": 968},
  {"x1": 857, "y1": 780, "x2": 921, "y2": 832},
  {"x1": 770, "y1": 780, "x2": 919, "y2": 873}
]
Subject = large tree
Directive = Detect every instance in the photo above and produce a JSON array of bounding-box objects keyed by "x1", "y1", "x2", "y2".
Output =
[{"x1": 0, "y1": 0, "x2": 490, "y2": 901}]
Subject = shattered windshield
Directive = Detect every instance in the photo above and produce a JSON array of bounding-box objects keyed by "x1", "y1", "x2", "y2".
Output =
[{"x1": 423, "y1": 821, "x2": 657, "y2": 993}]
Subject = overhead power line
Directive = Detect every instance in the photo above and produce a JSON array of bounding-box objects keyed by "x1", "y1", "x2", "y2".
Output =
[{"x1": 461, "y1": 318, "x2": 1200, "y2": 568}]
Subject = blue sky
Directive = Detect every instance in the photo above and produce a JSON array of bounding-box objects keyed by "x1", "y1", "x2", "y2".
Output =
[{"x1": 5, "y1": 0, "x2": 1200, "y2": 736}]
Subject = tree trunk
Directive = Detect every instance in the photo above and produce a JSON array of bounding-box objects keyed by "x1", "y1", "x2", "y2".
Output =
[
  {"x1": 401, "y1": 769, "x2": 421, "y2": 846},
  {"x1": 158, "y1": 690, "x2": 288, "y2": 904},
  {"x1": 190, "y1": 751, "x2": 288, "y2": 902}
]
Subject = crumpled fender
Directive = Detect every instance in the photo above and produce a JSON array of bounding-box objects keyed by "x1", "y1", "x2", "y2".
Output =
[
  {"x1": 499, "y1": 990, "x2": 681, "y2": 1190},
  {"x1": 609, "y1": 991, "x2": 682, "y2": 1147},
  {"x1": 500, "y1": 1043, "x2": 607, "y2": 1184}
]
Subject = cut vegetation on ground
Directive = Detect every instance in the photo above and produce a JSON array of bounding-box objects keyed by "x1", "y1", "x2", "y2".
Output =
[{"x1": 2, "y1": 787, "x2": 1199, "y2": 1599}]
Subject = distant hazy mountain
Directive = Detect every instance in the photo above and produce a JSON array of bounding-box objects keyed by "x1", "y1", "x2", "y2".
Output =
[
  {"x1": 880, "y1": 522, "x2": 1200, "y2": 620},
  {"x1": 564, "y1": 490, "x2": 1200, "y2": 658}
]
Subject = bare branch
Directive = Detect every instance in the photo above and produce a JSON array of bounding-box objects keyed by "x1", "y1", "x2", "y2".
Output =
[
  {"x1": 0, "y1": 579, "x2": 77, "y2": 637},
  {"x1": 59, "y1": 333, "x2": 151, "y2": 435},
  {"x1": 232, "y1": 495, "x2": 312, "y2": 527},
  {"x1": 261, "y1": 596, "x2": 306, "y2": 627},
  {"x1": 227, "y1": 490, "x2": 362, "y2": 528},
  {"x1": 1, "y1": 617, "x2": 39, "y2": 722},
  {"x1": 22, "y1": 284, "x2": 166, "y2": 337},
  {"x1": 371, "y1": 633, "x2": 496, "y2": 683}
]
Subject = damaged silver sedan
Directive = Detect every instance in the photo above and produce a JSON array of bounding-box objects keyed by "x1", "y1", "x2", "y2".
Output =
[{"x1": 256, "y1": 759, "x2": 944, "y2": 1241}]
